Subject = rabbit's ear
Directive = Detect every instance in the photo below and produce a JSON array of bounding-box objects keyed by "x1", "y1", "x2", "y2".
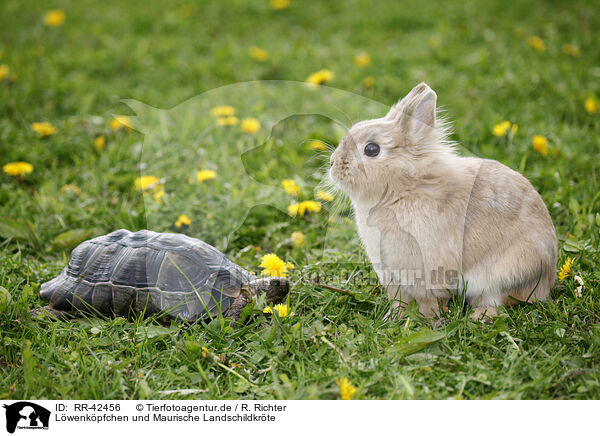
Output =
[
  {"x1": 386, "y1": 82, "x2": 429, "y2": 120},
  {"x1": 390, "y1": 83, "x2": 437, "y2": 143},
  {"x1": 410, "y1": 85, "x2": 437, "y2": 137}
]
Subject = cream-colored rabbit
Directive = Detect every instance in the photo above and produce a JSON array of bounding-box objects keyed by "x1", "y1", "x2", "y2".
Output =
[{"x1": 329, "y1": 82, "x2": 557, "y2": 320}]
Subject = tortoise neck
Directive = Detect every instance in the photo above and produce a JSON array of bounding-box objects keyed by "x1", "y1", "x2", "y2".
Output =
[{"x1": 240, "y1": 283, "x2": 255, "y2": 296}]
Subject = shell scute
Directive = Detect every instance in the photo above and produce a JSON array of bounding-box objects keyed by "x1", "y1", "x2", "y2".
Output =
[
  {"x1": 112, "y1": 286, "x2": 136, "y2": 315},
  {"x1": 109, "y1": 246, "x2": 165, "y2": 287},
  {"x1": 43, "y1": 272, "x2": 74, "y2": 311},
  {"x1": 103, "y1": 229, "x2": 131, "y2": 243},
  {"x1": 149, "y1": 232, "x2": 199, "y2": 251},
  {"x1": 156, "y1": 251, "x2": 212, "y2": 293},
  {"x1": 70, "y1": 280, "x2": 95, "y2": 311},
  {"x1": 91, "y1": 283, "x2": 113, "y2": 314},
  {"x1": 75, "y1": 243, "x2": 122, "y2": 283}
]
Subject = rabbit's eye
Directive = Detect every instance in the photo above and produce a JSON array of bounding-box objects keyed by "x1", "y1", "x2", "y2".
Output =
[{"x1": 364, "y1": 142, "x2": 380, "y2": 157}]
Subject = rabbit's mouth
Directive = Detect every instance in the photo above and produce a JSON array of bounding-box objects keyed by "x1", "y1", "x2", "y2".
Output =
[
  {"x1": 329, "y1": 161, "x2": 358, "y2": 193},
  {"x1": 329, "y1": 161, "x2": 349, "y2": 184}
]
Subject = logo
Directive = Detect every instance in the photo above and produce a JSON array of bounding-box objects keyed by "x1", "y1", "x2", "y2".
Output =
[{"x1": 2, "y1": 402, "x2": 50, "y2": 434}]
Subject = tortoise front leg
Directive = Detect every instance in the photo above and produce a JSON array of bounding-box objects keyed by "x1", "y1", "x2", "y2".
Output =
[
  {"x1": 228, "y1": 293, "x2": 252, "y2": 324},
  {"x1": 29, "y1": 305, "x2": 73, "y2": 321}
]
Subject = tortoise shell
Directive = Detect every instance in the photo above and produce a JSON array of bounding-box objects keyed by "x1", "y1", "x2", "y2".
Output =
[{"x1": 40, "y1": 229, "x2": 255, "y2": 322}]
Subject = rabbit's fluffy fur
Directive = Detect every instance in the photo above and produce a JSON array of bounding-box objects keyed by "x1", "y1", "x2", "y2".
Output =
[{"x1": 329, "y1": 83, "x2": 557, "y2": 320}]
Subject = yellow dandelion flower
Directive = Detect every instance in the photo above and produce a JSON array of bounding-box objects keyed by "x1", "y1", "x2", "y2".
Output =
[
  {"x1": 558, "y1": 257, "x2": 574, "y2": 281},
  {"x1": 263, "y1": 303, "x2": 291, "y2": 317},
  {"x1": 282, "y1": 179, "x2": 300, "y2": 196},
  {"x1": 201, "y1": 346, "x2": 210, "y2": 358},
  {"x1": 308, "y1": 140, "x2": 327, "y2": 151},
  {"x1": 196, "y1": 169, "x2": 217, "y2": 182},
  {"x1": 31, "y1": 121, "x2": 57, "y2": 138},
  {"x1": 259, "y1": 253, "x2": 288, "y2": 277},
  {"x1": 291, "y1": 231, "x2": 306, "y2": 247},
  {"x1": 60, "y1": 184, "x2": 81, "y2": 195},
  {"x1": 532, "y1": 135, "x2": 548, "y2": 156},
  {"x1": 210, "y1": 105, "x2": 236, "y2": 117},
  {"x1": 492, "y1": 121, "x2": 511, "y2": 137},
  {"x1": 306, "y1": 69, "x2": 334, "y2": 86},
  {"x1": 270, "y1": 0, "x2": 290, "y2": 10},
  {"x1": 362, "y1": 76, "x2": 375, "y2": 88},
  {"x1": 94, "y1": 135, "x2": 106, "y2": 150},
  {"x1": 248, "y1": 46, "x2": 269, "y2": 62},
  {"x1": 153, "y1": 189, "x2": 165, "y2": 203},
  {"x1": 43, "y1": 9, "x2": 66, "y2": 27},
  {"x1": 336, "y1": 377, "x2": 357, "y2": 400},
  {"x1": 274, "y1": 304, "x2": 291, "y2": 316},
  {"x1": 585, "y1": 98, "x2": 598, "y2": 115},
  {"x1": 241, "y1": 117, "x2": 261, "y2": 134},
  {"x1": 110, "y1": 116, "x2": 133, "y2": 132},
  {"x1": 2, "y1": 69, "x2": 15, "y2": 83},
  {"x1": 527, "y1": 36, "x2": 545, "y2": 52},
  {"x1": 3, "y1": 161, "x2": 34, "y2": 178},
  {"x1": 492, "y1": 124, "x2": 505, "y2": 137},
  {"x1": 316, "y1": 190, "x2": 334, "y2": 202},
  {"x1": 216, "y1": 116, "x2": 239, "y2": 126},
  {"x1": 134, "y1": 175, "x2": 161, "y2": 191},
  {"x1": 303, "y1": 200, "x2": 321, "y2": 213},
  {"x1": 286, "y1": 262, "x2": 294, "y2": 271},
  {"x1": 0, "y1": 64, "x2": 10, "y2": 81},
  {"x1": 562, "y1": 44, "x2": 581, "y2": 58},
  {"x1": 353, "y1": 52, "x2": 372, "y2": 67},
  {"x1": 175, "y1": 214, "x2": 191, "y2": 228},
  {"x1": 288, "y1": 200, "x2": 322, "y2": 217}
]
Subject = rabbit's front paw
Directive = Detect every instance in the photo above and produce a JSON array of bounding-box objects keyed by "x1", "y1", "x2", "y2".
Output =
[
  {"x1": 470, "y1": 306, "x2": 498, "y2": 322},
  {"x1": 383, "y1": 295, "x2": 413, "y2": 320},
  {"x1": 416, "y1": 298, "x2": 448, "y2": 320}
]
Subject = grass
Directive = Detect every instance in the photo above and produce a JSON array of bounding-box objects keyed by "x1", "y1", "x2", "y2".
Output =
[{"x1": 1, "y1": 0, "x2": 600, "y2": 399}]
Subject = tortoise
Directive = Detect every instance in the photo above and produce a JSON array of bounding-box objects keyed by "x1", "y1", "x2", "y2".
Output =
[{"x1": 36, "y1": 229, "x2": 289, "y2": 322}]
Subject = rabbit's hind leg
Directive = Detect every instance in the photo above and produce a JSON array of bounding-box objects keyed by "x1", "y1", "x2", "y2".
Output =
[
  {"x1": 416, "y1": 296, "x2": 449, "y2": 319},
  {"x1": 504, "y1": 280, "x2": 552, "y2": 306}
]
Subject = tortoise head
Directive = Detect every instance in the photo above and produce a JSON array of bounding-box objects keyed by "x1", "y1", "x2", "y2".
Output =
[{"x1": 248, "y1": 277, "x2": 289, "y2": 303}]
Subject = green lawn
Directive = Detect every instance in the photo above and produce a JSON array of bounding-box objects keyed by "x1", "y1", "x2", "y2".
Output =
[{"x1": 1, "y1": 0, "x2": 599, "y2": 399}]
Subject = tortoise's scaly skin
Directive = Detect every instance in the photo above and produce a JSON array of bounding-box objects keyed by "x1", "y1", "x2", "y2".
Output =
[{"x1": 40, "y1": 229, "x2": 258, "y2": 322}]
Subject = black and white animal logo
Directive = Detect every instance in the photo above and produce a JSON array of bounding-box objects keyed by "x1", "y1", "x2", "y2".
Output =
[{"x1": 2, "y1": 402, "x2": 50, "y2": 434}]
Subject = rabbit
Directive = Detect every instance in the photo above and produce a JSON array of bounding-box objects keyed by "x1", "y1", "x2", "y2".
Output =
[{"x1": 329, "y1": 82, "x2": 557, "y2": 320}]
